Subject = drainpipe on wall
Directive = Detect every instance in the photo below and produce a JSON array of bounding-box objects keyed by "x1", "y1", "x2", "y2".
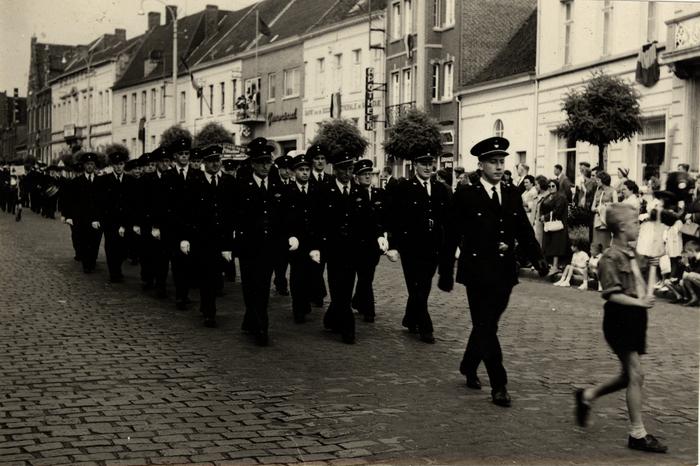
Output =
[
  {"x1": 455, "y1": 94, "x2": 462, "y2": 168},
  {"x1": 415, "y1": 0, "x2": 425, "y2": 110},
  {"x1": 532, "y1": 1, "x2": 542, "y2": 176}
]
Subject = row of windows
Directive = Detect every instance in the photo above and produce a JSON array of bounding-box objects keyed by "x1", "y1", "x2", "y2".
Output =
[
  {"x1": 390, "y1": 0, "x2": 456, "y2": 40},
  {"x1": 121, "y1": 86, "x2": 166, "y2": 123},
  {"x1": 561, "y1": 1, "x2": 658, "y2": 66},
  {"x1": 52, "y1": 90, "x2": 112, "y2": 129},
  {"x1": 307, "y1": 50, "x2": 364, "y2": 98}
]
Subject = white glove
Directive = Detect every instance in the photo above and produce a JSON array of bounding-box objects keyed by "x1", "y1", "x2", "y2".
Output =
[
  {"x1": 180, "y1": 240, "x2": 190, "y2": 255},
  {"x1": 151, "y1": 227, "x2": 161, "y2": 239},
  {"x1": 60, "y1": 216, "x2": 66, "y2": 223},
  {"x1": 386, "y1": 249, "x2": 399, "y2": 262},
  {"x1": 91, "y1": 221, "x2": 101, "y2": 230},
  {"x1": 221, "y1": 251, "x2": 232, "y2": 262},
  {"x1": 288, "y1": 237, "x2": 299, "y2": 251},
  {"x1": 377, "y1": 236, "x2": 389, "y2": 253},
  {"x1": 118, "y1": 226, "x2": 126, "y2": 237},
  {"x1": 133, "y1": 225, "x2": 141, "y2": 235},
  {"x1": 638, "y1": 213, "x2": 650, "y2": 222},
  {"x1": 65, "y1": 218, "x2": 73, "y2": 226},
  {"x1": 309, "y1": 250, "x2": 321, "y2": 263}
]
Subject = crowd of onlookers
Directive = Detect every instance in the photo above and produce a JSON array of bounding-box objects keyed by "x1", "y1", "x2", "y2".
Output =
[{"x1": 419, "y1": 161, "x2": 700, "y2": 306}]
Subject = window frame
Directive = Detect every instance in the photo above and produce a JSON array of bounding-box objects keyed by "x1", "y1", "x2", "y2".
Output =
[
  {"x1": 602, "y1": 0, "x2": 613, "y2": 57},
  {"x1": 268, "y1": 72, "x2": 277, "y2": 101},
  {"x1": 150, "y1": 89, "x2": 157, "y2": 118},
  {"x1": 121, "y1": 95, "x2": 127, "y2": 123},
  {"x1": 493, "y1": 119, "x2": 504, "y2": 138},
  {"x1": 431, "y1": 63, "x2": 440, "y2": 101},
  {"x1": 563, "y1": 1, "x2": 573, "y2": 66},
  {"x1": 220, "y1": 82, "x2": 226, "y2": 113},
  {"x1": 443, "y1": 62, "x2": 453, "y2": 99},
  {"x1": 391, "y1": 2, "x2": 402, "y2": 40},
  {"x1": 283, "y1": 67, "x2": 300, "y2": 98}
]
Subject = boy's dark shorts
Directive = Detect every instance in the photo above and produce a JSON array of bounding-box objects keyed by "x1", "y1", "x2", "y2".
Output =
[{"x1": 603, "y1": 301, "x2": 648, "y2": 355}]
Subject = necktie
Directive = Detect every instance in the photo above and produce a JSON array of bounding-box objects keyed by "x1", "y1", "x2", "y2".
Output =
[
  {"x1": 211, "y1": 176, "x2": 217, "y2": 188},
  {"x1": 423, "y1": 181, "x2": 430, "y2": 196},
  {"x1": 301, "y1": 185, "x2": 306, "y2": 194},
  {"x1": 180, "y1": 168, "x2": 185, "y2": 180},
  {"x1": 319, "y1": 174, "x2": 323, "y2": 182},
  {"x1": 261, "y1": 179, "x2": 267, "y2": 193},
  {"x1": 89, "y1": 175, "x2": 93, "y2": 183},
  {"x1": 491, "y1": 186, "x2": 500, "y2": 208},
  {"x1": 343, "y1": 185, "x2": 348, "y2": 196}
]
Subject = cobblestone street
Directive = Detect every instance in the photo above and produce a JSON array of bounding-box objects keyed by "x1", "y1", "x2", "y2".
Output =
[{"x1": 0, "y1": 211, "x2": 697, "y2": 466}]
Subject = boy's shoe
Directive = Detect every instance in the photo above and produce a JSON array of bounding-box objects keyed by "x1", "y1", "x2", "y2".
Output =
[
  {"x1": 574, "y1": 389, "x2": 591, "y2": 427},
  {"x1": 627, "y1": 434, "x2": 668, "y2": 453},
  {"x1": 578, "y1": 283, "x2": 588, "y2": 291}
]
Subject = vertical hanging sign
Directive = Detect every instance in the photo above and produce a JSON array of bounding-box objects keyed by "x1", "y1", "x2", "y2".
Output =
[{"x1": 364, "y1": 67, "x2": 374, "y2": 131}]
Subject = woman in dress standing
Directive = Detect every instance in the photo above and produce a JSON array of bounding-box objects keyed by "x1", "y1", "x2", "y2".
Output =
[
  {"x1": 540, "y1": 178, "x2": 569, "y2": 276},
  {"x1": 591, "y1": 171, "x2": 616, "y2": 250}
]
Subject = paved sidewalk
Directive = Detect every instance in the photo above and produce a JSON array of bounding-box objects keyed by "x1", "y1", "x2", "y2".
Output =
[{"x1": 0, "y1": 211, "x2": 697, "y2": 466}]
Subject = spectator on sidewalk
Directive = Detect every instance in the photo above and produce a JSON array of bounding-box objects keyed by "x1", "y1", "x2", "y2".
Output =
[
  {"x1": 591, "y1": 171, "x2": 616, "y2": 250},
  {"x1": 540, "y1": 178, "x2": 569, "y2": 276},
  {"x1": 553, "y1": 238, "x2": 590, "y2": 290}
]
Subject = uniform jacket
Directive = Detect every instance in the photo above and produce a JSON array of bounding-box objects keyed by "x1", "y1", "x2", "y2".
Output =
[
  {"x1": 440, "y1": 180, "x2": 544, "y2": 287},
  {"x1": 308, "y1": 171, "x2": 335, "y2": 187},
  {"x1": 180, "y1": 172, "x2": 235, "y2": 253},
  {"x1": 234, "y1": 173, "x2": 287, "y2": 253},
  {"x1": 65, "y1": 173, "x2": 102, "y2": 225},
  {"x1": 98, "y1": 173, "x2": 138, "y2": 230},
  {"x1": 386, "y1": 176, "x2": 451, "y2": 254},
  {"x1": 164, "y1": 166, "x2": 206, "y2": 237},
  {"x1": 139, "y1": 170, "x2": 170, "y2": 230},
  {"x1": 315, "y1": 181, "x2": 383, "y2": 254},
  {"x1": 283, "y1": 181, "x2": 322, "y2": 252}
]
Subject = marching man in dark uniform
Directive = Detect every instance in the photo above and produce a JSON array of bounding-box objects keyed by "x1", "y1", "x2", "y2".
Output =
[
  {"x1": 284, "y1": 153, "x2": 320, "y2": 323},
  {"x1": 438, "y1": 137, "x2": 548, "y2": 407},
  {"x1": 178, "y1": 144, "x2": 235, "y2": 328},
  {"x1": 164, "y1": 133, "x2": 204, "y2": 310},
  {"x1": 64, "y1": 152, "x2": 103, "y2": 274},
  {"x1": 386, "y1": 150, "x2": 451, "y2": 344},
  {"x1": 311, "y1": 152, "x2": 387, "y2": 344},
  {"x1": 306, "y1": 144, "x2": 332, "y2": 307},
  {"x1": 351, "y1": 159, "x2": 387, "y2": 323},
  {"x1": 99, "y1": 144, "x2": 137, "y2": 283},
  {"x1": 272, "y1": 154, "x2": 293, "y2": 296},
  {"x1": 138, "y1": 147, "x2": 172, "y2": 297},
  {"x1": 235, "y1": 137, "x2": 286, "y2": 346}
]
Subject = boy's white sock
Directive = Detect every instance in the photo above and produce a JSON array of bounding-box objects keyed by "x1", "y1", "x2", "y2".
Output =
[{"x1": 629, "y1": 422, "x2": 648, "y2": 439}]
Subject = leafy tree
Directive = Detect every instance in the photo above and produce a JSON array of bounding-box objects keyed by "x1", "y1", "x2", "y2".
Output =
[
  {"x1": 557, "y1": 71, "x2": 642, "y2": 169},
  {"x1": 311, "y1": 118, "x2": 368, "y2": 161},
  {"x1": 160, "y1": 125, "x2": 193, "y2": 153},
  {"x1": 383, "y1": 109, "x2": 442, "y2": 161},
  {"x1": 194, "y1": 122, "x2": 234, "y2": 147}
]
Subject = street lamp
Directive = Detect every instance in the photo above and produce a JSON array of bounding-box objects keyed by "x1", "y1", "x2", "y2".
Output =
[{"x1": 138, "y1": 0, "x2": 178, "y2": 126}]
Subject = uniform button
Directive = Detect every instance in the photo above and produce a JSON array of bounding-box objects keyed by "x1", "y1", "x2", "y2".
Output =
[
  {"x1": 263, "y1": 210, "x2": 267, "y2": 214},
  {"x1": 499, "y1": 253, "x2": 504, "y2": 257},
  {"x1": 499, "y1": 219, "x2": 503, "y2": 223},
  {"x1": 500, "y1": 231, "x2": 504, "y2": 234},
  {"x1": 472, "y1": 253, "x2": 477, "y2": 256}
]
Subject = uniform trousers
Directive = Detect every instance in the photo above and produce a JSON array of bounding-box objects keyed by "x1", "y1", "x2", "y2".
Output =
[
  {"x1": 69, "y1": 224, "x2": 81, "y2": 260},
  {"x1": 103, "y1": 227, "x2": 127, "y2": 280},
  {"x1": 141, "y1": 235, "x2": 170, "y2": 290},
  {"x1": 460, "y1": 284, "x2": 513, "y2": 390},
  {"x1": 239, "y1": 245, "x2": 276, "y2": 335},
  {"x1": 195, "y1": 246, "x2": 222, "y2": 320},
  {"x1": 398, "y1": 249, "x2": 437, "y2": 333},
  {"x1": 76, "y1": 223, "x2": 102, "y2": 272},
  {"x1": 324, "y1": 246, "x2": 357, "y2": 339},
  {"x1": 273, "y1": 252, "x2": 289, "y2": 292},
  {"x1": 171, "y1": 243, "x2": 193, "y2": 301},
  {"x1": 352, "y1": 251, "x2": 380, "y2": 318},
  {"x1": 311, "y1": 257, "x2": 328, "y2": 303},
  {"x1": 289, "y1": 250, "x2": 315, "y2": 319}
]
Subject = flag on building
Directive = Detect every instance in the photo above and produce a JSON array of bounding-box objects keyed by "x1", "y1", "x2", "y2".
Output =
[
  {"x1": 180, "y1": 56, "x2": 203, "y2": 97},
  {"x1": 636, "y1": 42, "x2": 660, "y2": 87},
  {"x1": 258, "y1": 16, "x2": 272, "y2": 37},
  {"x1": 330, "y1": 92, "x2": 342, "y2": 118},
  {"x1": 137, "y1": 117, "x2": 146, "y2": 141}
]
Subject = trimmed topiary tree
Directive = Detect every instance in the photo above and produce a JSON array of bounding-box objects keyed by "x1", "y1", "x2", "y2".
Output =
[
  {"x1": 311, "y1": 118, "x2": 368, "y2": 160},
  {"x1": 382, "y1": 109, "x2": 442, "y2": 161},
  {"x1": 194, "y1": 122, "x2": 234, "y2": 148},
  {"x1": 557, "y1": 71, "x2": 642, "y2": 170}
]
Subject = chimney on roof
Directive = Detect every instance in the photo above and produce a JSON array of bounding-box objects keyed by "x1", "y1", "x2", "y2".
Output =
[
  {"x1": 115, "y1": 28, "x2": 126, "y2": 42},
  {"x1": 148, "y1": 12, "x2": 161, "y2": 31},
  {"x1": 205, "y1": 5, "x2": 219, "y2": 39},
  {"x1": 165, "y1": 5, "x2": 177, "y2": 25}
]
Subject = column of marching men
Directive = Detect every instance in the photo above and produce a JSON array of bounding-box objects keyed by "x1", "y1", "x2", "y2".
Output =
[{"x1": 2, "y1": 115, "x2": 679, "y2": 453}]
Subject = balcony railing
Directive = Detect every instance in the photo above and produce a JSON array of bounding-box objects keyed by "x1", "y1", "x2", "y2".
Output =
[
  {"x1": 662, "y1": 11, "x2": 700, "y2": 78},
  {"x1": 233, "y1": 96, "x2": 266, "y2": 124},
  {"x1": 385, "y1": 101, "x2": 416, "y2": 127}
]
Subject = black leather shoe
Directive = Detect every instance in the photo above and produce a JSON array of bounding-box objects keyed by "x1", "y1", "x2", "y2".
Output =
[
  {"x1": 363, "y1": 315, "x2": 375, "y2": 323},
  {"x1": 341, "y1": 333, "x2": 356, "y2": 344},
  {"x1": 491, "y1": 387, "x2": 511, "y2": 407},
  {"x1": 419, "y1": 332, "x2": 435, "y2": 344},
  {"x1": 312, "y1": 299, "x2": 324, "y2": 308},
  {"x1": 203, "y1": 318, "x2": 217, "y2": 328},
  {"x1": 574, "y1": 389, "x2": 591, "y2": 427},
  {"x1": 156, "y1": 288, "x2": 167, "y2": 299},
  {"x1": 277, "y1": 288, "x2": 289, "y2": 296},
  {"x1": 293, "y1": 314, "x2": 306, "y2": 324},
  {"x1": 175, "y1": 300, "x2": 188, "y2": 311},
  {"x1": 142, "y1": 282, "x2": 154, "y2": 291},
  {"x1": 627, "y1": 434, "x2": 668, "y2": 453},
  {"x1": 466, "y1": 376, "x2": 482, "y2": 390}
]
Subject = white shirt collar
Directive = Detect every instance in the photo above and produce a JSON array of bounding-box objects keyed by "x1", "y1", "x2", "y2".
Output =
[
  {"x1": 253, "y1": 173, "x2": 267, "y2": 188},
  {"x1": 204, "y1": 171, "x2": 221, "y2": 183},
  {"x1": 335, "y1": 178, "x2": 351, "y2": 192},
  {"x1": 415, "y1": 176, "x2": 431, "y2": 196},
  {"x1": 176, "y1": 164, "x2": 189, "y2": 175},
  {"x1": 296, "y1": 181, "x2": 308, "y2": 191},
  {"x1": 314, "y1": 171, "x2": 325, "y2": 181},
  {"x1": 480, "y1": 176, "x2": 501, "y2": 198}
]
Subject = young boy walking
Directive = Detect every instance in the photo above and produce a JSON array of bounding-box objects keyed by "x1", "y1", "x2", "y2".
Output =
[{"x1": 574, "y1": 203, "x2": 668, "y2": 453}]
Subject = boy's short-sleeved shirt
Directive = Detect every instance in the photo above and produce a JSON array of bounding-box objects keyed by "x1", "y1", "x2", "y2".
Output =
[
  {"x1": 598, "y1": 245, "x2": 645, "y2": 300},
  {"x1": 571, "y1": 251, "x2": 590, "y2": 269}
]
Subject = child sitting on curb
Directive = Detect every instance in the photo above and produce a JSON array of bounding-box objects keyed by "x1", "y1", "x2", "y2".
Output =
[
  {"x1": 589, "y1": 243, "x2": 604, "y2": 291},
  {"x1": 554, "y1": 238, "x2": 589, "y2": 290}
]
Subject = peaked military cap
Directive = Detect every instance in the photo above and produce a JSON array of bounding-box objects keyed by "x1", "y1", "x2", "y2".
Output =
[
  {"x1": 290, "y1": 153, "x2": 311, "y2": 170},
  {"x1": 353, "y1": 159, "x2": 374, "y2": 174},
  {"x1": 306, "y1": 143, "x2": 327, "y2": 159},
  {"x1": 471, "y1": 137, "x2": 510, "y2": 158},
  {"x1": 247, "y1": 137, "x2": 274, "y2": 161},
  {"x1": 332, "y1": 151, "x2": 355, "y2": 168},
  {"x1": 107, "y1": 146, "x2": 129, "y2": 164},
  {"x1": 189, "y1": 147, "x2": 203, "y2": 161},
  {"x1": 275, "y1": 155, "x2": 293, "y2": 169},
  {"x1": 125, "y1": 159, "x2": 140, "y2": 171},
  {"x1": 138, "y1": 152, "x2": 153, "y2": 166},
  {"x1": 171, "y1": 136, "x2": 192, "y2": 153},
  {"x1": 200, "y1": 144, "x2": 223, "y2": 162},
  {"x1": 78, "y1": 151, "x2": 99, "y2": 164},
  {"x1": 222, "y1": 159, "x2": 240, "y2": 171},
  {"x1": 151, "y1": 146, "x2": 170, "y2": 161},
  {"x1": 412, "y1": 151, "x2": 436, "y2": 163}
]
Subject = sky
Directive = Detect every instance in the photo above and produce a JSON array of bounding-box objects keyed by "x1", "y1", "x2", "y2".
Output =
[{"x1": 0, "y1": 0, "x2": 259, "y2": 96}]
